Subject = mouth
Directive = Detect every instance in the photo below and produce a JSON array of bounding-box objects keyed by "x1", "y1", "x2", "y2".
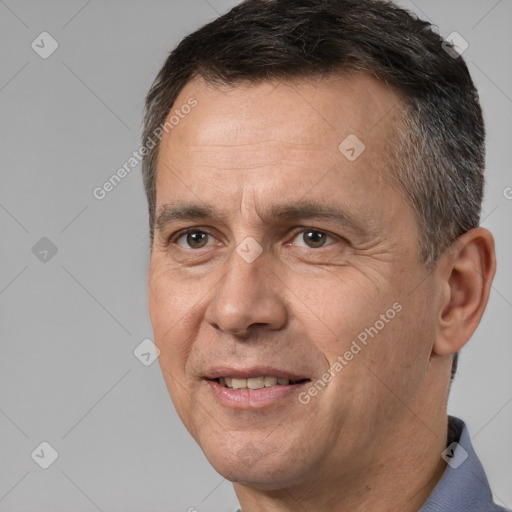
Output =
[
  {"x1": 204, "y1": 368, "x2": 311, "y2": 408},
  {"x1": 214, "y1": 376, "x2": 310, "y2": 389}
]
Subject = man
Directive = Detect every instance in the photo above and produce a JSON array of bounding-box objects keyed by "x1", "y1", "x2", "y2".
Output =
[{"x1": 141, "y1": 0, "x2": 509, "y2": 510}]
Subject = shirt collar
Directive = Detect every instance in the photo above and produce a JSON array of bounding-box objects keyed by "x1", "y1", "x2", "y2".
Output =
[{"x1": 419, "y1": 415, "x2": 496, "y2": 512}]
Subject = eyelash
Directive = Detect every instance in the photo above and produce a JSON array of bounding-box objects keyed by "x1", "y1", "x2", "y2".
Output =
[{"x1": 169, "y1": 227, "x2": 339, "y2": 250}]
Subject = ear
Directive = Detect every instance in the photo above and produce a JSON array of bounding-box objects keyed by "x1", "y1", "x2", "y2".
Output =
[{"x1": 433, "y1": 227, "x2": 496, "y2": 356}]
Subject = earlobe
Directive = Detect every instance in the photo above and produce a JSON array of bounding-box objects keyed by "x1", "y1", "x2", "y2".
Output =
[{"x1": 433, "y1": 227, "x2": 496, "y2": 357}]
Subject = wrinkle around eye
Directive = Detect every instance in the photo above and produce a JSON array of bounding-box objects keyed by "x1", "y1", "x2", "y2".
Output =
[{"x1": 155, "y1": 225, "x2": 353, "y2": 264}]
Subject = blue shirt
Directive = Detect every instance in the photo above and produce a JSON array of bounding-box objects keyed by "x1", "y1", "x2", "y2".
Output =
[
  {"x1": 233, "y1": 416, "x2": 510, "y2": 512},
  {"x1": 420, "y1": 416, "x2": 509, "y2": 512}
]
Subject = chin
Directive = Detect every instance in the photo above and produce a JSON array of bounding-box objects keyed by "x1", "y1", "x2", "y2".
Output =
[{"x1": 198, "y1": 432, "x2": 314, "y2": 489}]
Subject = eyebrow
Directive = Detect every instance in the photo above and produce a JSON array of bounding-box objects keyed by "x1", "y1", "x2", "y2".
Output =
[{"x1": 155, "y1": 200, "x2": 370, "y2": 235}]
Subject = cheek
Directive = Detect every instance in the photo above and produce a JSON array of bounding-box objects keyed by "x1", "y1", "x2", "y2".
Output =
[
  {"x1": 291, "y1": 272, "x2": 397, "y2": 352},
  {"x1": 295, "y1": 268, "x2": 434, "y2": 406},
  {"x1": 350, "y1": 286, "x2": 437, "y2": 407},
  {"x1": 148, "y1": 264, "x2": 201, "y2": 432},
  {"x1": 148, "y1": 262, "x2": 198, "y2": 372}
]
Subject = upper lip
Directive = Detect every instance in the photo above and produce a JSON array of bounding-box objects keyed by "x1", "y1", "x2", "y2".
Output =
[{"x1": 205, "y1": 365, "x2": 310, "y2": 381}]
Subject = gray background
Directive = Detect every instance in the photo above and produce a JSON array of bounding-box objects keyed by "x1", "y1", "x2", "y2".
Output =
[{"x1": 0, "y1": 0, "x2": 510, "y2": 510}]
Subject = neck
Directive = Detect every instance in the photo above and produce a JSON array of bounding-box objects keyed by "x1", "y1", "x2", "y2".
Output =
[{"x1": 234, "y1": 390, "x2": 449, "y2": 512}]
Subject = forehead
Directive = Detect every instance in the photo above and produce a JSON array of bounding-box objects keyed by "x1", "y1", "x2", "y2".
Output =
[
  {"x1": 154, "y1": 73, "x2": 407, "y2": 226},
  {"x1": 162, "y1": 73, "x2": 401, "y2": 158}
]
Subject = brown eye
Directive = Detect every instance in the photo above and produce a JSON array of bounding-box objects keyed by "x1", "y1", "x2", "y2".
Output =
[
  {"x1": 304, "y1": 231, "x2": 326, "y2": 248},
  {"x1": 292, "y1": 230, "x2": 334, "y2": 249},
  {"x1": 176, "y1": 231, "x2": 212, "y2": 249}
]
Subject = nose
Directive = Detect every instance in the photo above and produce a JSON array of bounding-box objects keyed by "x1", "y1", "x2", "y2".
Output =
[{"x1": 205, "y1": 247, "x2": 287, "y2": 337}]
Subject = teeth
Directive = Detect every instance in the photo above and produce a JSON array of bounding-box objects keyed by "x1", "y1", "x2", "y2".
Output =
[
  {"x1": 231, "y1": 378, "x2": 247, "y2": 389},
  {"x1": 264, "y1": 376, "x2": 278, "y2": 387},
  {"x1": 220, "y1": 376, "x2": 294, "y2": 389},
  {"x1": 247, "y1": 377, "x2": 265, "y2": 389}
]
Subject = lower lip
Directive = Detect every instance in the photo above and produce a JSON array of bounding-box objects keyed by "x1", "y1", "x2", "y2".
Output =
[{"x1": 206, "y1": 379, "x2": 308, "y2": 409}]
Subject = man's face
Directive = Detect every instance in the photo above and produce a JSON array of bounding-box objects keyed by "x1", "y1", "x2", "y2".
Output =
[{"x1": 148, "y1": 75, "x2": 441, "y2": 487}]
